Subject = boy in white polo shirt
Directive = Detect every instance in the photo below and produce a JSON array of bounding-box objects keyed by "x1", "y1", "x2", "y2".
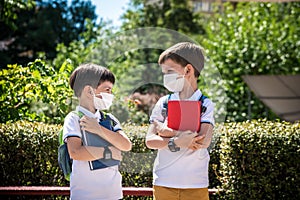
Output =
[
  {"x1": 63, "y1": 63, "x2": 132, "y2": 200},
  {"x1": 146, "y1": 42, "x2": 215, "y2": 200}
]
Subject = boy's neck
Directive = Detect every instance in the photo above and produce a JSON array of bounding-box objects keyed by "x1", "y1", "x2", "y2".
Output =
[
  {"x1": 178, "y1": 74, "x2": 198, "y2": 99},
  {"x1": 79, "y1": 101, "x2": 97, "y2": 114},
  {"x1": 179, "y1": 81, "x2": 198, "y2": 100}
]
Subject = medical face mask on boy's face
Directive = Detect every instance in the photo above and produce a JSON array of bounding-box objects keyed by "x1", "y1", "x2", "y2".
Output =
[
  {"x1": 93, "y1": 92, "x2": 114, "y2": 110},
  {"x1": 163, "y1": 73, "x2": 185, "y2": 92}
]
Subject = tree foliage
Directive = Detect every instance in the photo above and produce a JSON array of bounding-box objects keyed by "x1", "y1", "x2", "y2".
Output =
[
  {"x1": 122, "y1": 0, "x2": 205, "y2": 34},
  {"x1": 1, "y1": 1, "x2": 299, "y2": 124},
  {"x1": 0, "y1": 59, "x2": 74, "y2": 124},
  {"x1": 203, "y1": 2, "x2": 300, "y2": 121},
  {"x1": 0, "y1": 0, "x2": 99, "y2": 68},
  {"x1": 0, "y1": 0, "x2": 35, "y2": 30}
]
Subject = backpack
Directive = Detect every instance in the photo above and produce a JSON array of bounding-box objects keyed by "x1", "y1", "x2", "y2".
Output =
[
  {"x1": 58, "y1": 111, "x2": 84, "y2": 181},
  {"x1": 161, "y1": 94, "x2": 207, "y2": 121}
]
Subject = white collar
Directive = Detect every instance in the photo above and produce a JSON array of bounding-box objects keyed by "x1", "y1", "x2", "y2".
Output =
[
  {"x1": 172, "y1": 89, "x2": 203, "y2": 101},
  {"x1": 76, "y1": 106, "x2": 101, "y2": 119}
]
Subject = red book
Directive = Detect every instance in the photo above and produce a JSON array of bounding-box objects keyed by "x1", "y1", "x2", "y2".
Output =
[{"x1": 167, "y1": 100, "x2": 202, "y2": 132}]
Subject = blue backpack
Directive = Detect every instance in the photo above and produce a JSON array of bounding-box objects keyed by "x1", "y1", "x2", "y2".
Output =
[{"x1": 58, "y1": 111, "x2": 84, "y2": 181}]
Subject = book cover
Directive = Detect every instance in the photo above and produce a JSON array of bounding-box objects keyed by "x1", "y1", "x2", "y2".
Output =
[
  {"x1": 167, "y1": 100, "x2": 201, "y2": 132},
  {"x1": 81, "y1": 119, "x2": 120, "y2": 171}
]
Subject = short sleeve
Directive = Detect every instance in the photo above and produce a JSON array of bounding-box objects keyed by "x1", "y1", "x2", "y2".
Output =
[
  {"x1": 201, "y1": 98, "x2": 215, "y2": 126},
  {"x1": 149, "y1": 95, "x2": 168, "y2": 123},
  {"x1": 63, "y1": 112, "x2": 82, "y2": 142}
]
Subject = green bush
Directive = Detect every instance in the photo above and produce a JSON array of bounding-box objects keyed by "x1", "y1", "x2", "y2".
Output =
[
  {"x1": 0, "y1": 59, "x2": 74, "y2": 124},
  {"x1": 0, "y1": 121, "x2": 64, "y2": 186},
  {"x1": 218, "y1": 120, "x2": 300, "y2": 199},
  {"x1": 0, "y1": 121, "x2": 153, "y2": 187},
  {"x1": 120, "y1": 124, "x2": 155, "y2": 188},
  {"x1": 1, "y1": 120, "x2": 299, "y2": 200}
]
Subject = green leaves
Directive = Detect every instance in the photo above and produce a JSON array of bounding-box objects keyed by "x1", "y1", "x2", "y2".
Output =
[
  {"x1": 0, "y1": 0, "x2": 100, "y2": 68},
  {"x1": 204, "y1": 2, "x2": 300, "y2": 121},
  {"x1": 1, "y1": 120, "x2": 298, "y2": 199},
  {"x1": 0, "y1": 59, "x2": 73, "y2": 124},
  {"x1": 0, "y1": 120, "x2": 63, "y2": 186},
  {"x1": 217, "y1": 120, "x2": 300, "y2": 199}
]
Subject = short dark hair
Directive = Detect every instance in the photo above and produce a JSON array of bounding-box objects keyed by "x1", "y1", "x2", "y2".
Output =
[
  {"x1": 69, "y1": 63, "x2": 115, "y2": 97},
  {"x1": 158, "y1": 42, "x2": 205, "y2": 77}
]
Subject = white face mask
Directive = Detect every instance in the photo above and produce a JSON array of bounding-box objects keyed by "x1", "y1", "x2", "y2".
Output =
[
  {"x1": 93, "y1": 92, "x2": 114, "y2": 110},
  {"x1": 163, "y1": 73, "x2": 185, "y2": 92}
]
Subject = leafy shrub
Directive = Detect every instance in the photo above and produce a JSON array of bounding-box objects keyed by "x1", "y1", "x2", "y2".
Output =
[
  {"x1": 1, "y1": 120, "x2": 299, "y2": 200},
  {"x1": 0, "y1": 59, "x2": 74, "y2": 124},
  {"x1": 218, "y1": 119, "x2": 300, "y2": 199},
  {"x1": 121, "y1": 124, "x2": 155, "y2": 187},
  {"x1": 0, "y1": 121, "x2": 64, "y2": 186}
]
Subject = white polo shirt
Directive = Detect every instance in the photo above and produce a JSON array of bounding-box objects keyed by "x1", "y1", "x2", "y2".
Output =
[
  {"x1": 63, "y1": 106, "x2": 122, "y2": 200},
  {"x1": 148, "y1": 89, "x2": 215, "y2": 188}
]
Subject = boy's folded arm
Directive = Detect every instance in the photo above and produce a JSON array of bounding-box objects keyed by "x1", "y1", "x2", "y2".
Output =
[
  {"x1": 109, "y1": 146, "x2": 122, "y2": 161},
  {"x1": 67, "y1": 136, "x2": 105, "y2": 161},
  {"x1": 145, "y1": 121, "x2": 191, "y2": 149},
  {"x1": 192, "y1": 123, "x2": 214, "y2": 149},
  {"x1": 152, "y1": 119, "x2": 176, "y2": 138},
  {"x1": 96, "y1": 128, "x2": 132, "y2": 152},
  {"x1": 79, "y1": 116, "x2": 131, "y2": 152},
  {"x1": 145, "y1": 123, "x2": 170, "y2": 150},
  {"x1": 67, "y1": 136, "x2": 123, "y2": 161}
]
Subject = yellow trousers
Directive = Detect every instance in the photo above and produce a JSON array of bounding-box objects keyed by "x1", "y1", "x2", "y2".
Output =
[{"x1": 153, "y1": 185, "x2": 209, "y2": 200}]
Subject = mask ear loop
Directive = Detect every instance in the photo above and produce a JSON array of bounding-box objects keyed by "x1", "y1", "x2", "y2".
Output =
[
  {"x1": 97, "y1": 93, "x2": 104, "y2": 99},
  {"x1": 89, "y1": 86, "x2": 99, "y2": 99},
  {"x1": 176, "y1": 74, "x2": 185, "y2": 80},
  {"x1": 91, "y1": 87, "x2": 104, "y2": 99}
]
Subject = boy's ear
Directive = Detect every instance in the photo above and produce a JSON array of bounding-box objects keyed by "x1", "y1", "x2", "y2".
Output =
[
  {"x1": 83, "y1": 85, "x2": 93, "y2": 98},
  {"x1": 185, "y1": 64, "x2": 193, "y2": 75}
]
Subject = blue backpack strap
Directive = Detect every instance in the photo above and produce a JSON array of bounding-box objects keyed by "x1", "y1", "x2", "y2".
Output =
[
  {"x1": 99, "y1": 111, "x2": 105, "y2": 121},
  {"x1": 199, "y1": 94, "x2": 207, "y2": 114},
  {"x1": 105, "y1": 113, "x2": 118, "y2": 127},
  {"x1": 161, "y1": 94, "x2": 172, "y2": 120},
  {"x1": 99, "y1": 111, "x2": 119, "y2": 131}
]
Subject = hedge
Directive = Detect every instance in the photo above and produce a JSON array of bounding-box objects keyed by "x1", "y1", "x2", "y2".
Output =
[
  {"x1": 217, "y1": 120, "x2": 300, "y2": 200},
  {"x1": 0, "y1": 120, "x2": 299, "y2": 199}
]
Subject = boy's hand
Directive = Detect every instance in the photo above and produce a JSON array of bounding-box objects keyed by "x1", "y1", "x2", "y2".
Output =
[
  {"x1": 188, "y1": 134, "x2": 206, "y2": 151},
  {"x1": 109, "y1": 146, "x2": 122, "y2": 161},
  {"x1": 174, "y1": 131, "x2": 198, "y2": 148},
  {"x1": 153, "y1": 120, "x2": 175, "y2": 138},
  {"x1": 80, "y1": 116, "x2": 101, "y2": 134}
]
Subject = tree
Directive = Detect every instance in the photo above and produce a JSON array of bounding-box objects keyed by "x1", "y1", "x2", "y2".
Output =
[
  {"x1": 0, "y1": 0, "x2": 36, "y2": 66},
  {"x1": 0, "y1": 0, "x2": 99, "y2": 69},
  {"x1": 0, "y1": 0, "x2": 35, "y2": 30},
  {"x1": 121, "y1": 0, "x2": 205, "y2": 34},
  {"x1": 203, "y1": 2, "x2": 300, "y2": 121}
]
